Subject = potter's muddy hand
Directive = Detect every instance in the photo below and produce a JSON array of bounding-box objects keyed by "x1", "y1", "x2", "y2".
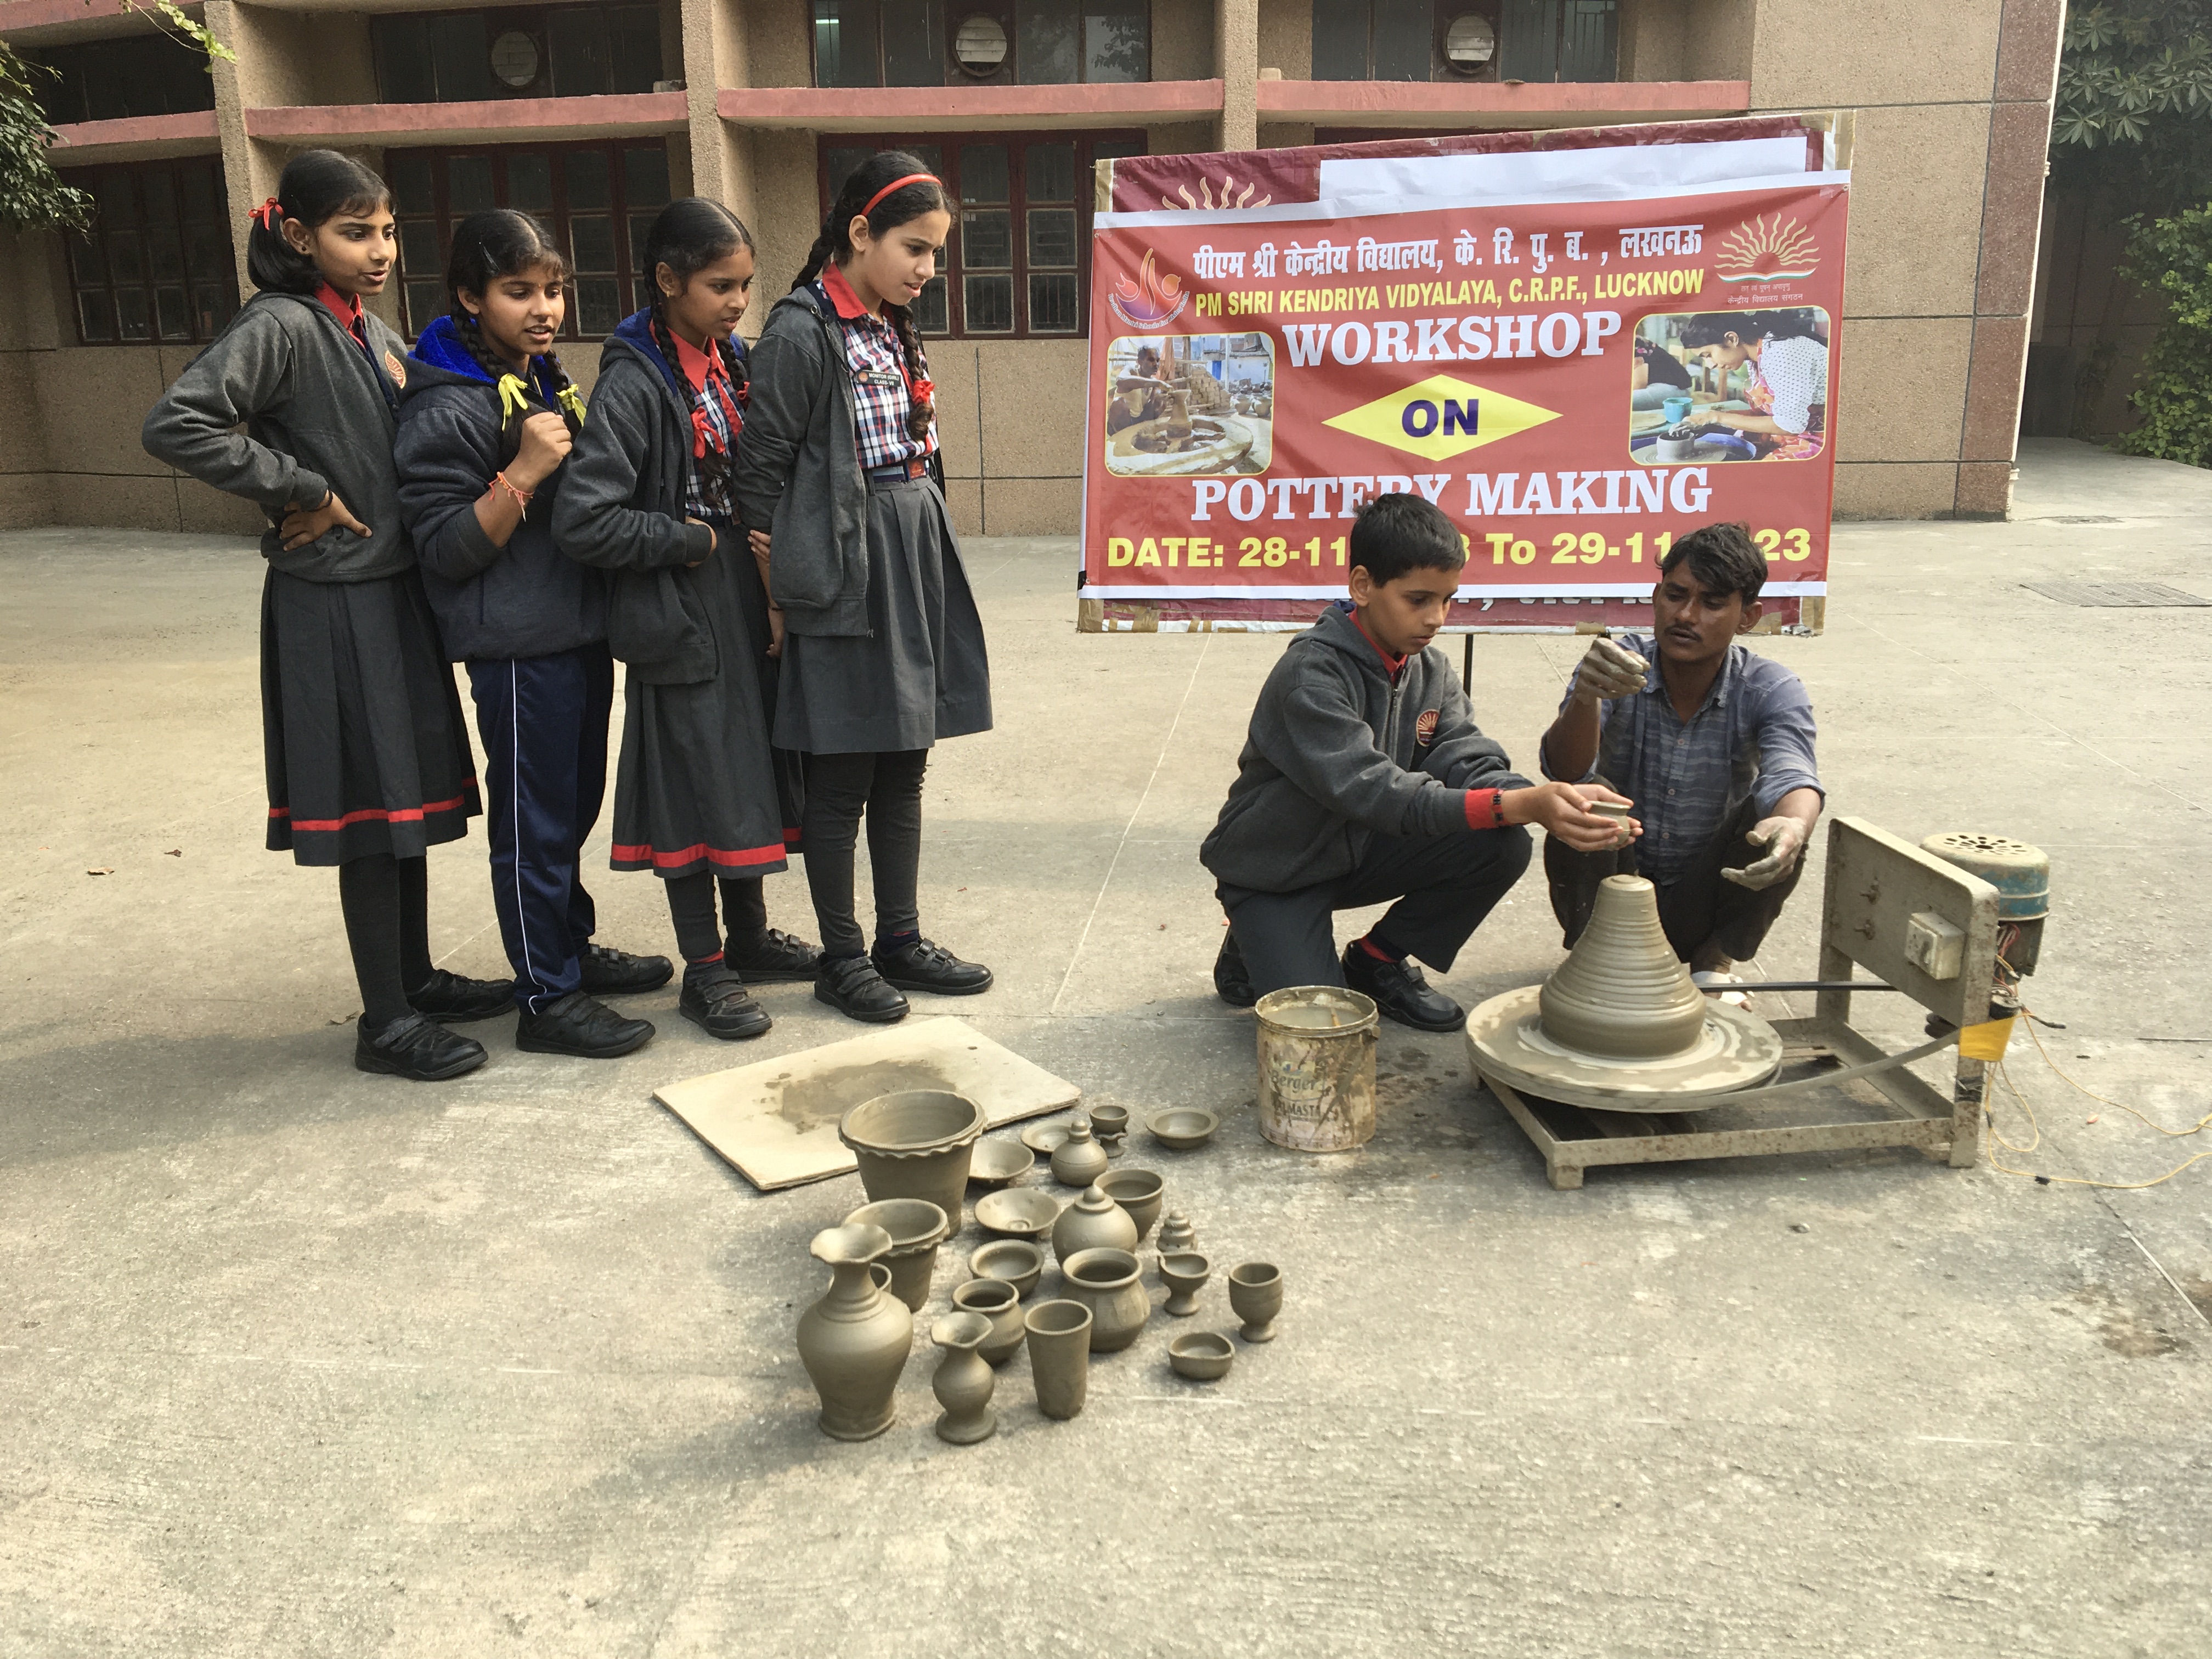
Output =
[
  {"x1": 1722, "y1": 817, "x2": 1808, "y2": 890},
  {"x1": 1569, "y1": 635, "x2": 1649, "y2": 704}
]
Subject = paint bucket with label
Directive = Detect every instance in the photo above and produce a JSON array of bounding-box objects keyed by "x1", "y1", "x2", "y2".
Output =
[{"x1": 1254, "y1": 986, "x2": 1379, "y2": 1152}]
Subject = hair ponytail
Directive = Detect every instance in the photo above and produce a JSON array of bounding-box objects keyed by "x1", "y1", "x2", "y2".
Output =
[
  {"x1": 245, "y1": 149, "x2": 391, "y2": 295},
  {"x1": 798, "y1": 149, "x2": 957, "y2": 441}
]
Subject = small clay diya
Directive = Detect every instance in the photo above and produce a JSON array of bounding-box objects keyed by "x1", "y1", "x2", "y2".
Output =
[
  {"x1": 968, "y1": 1239, "x2": 1044, "y2": 1298},
  {"x1": 966, "y1": 1139, "x2": 1034, "y2": 1188},
  {"x1": 1019, "y1": 1121, "x2": 1070, "y2": 1156},
  {"x1": 1090, "y1": 1104, "x2": 1130, "y2": 1157},
  {"x1": 1159, "y1": 1251, "x2": 1210, "y2": 1317},
  {"x1": 1147, "y1": 1108, "x2": 1220, "y2": 1151},
  {"x1": 1167, "y1": 1331, "x2": 1234, "y2": 1382},
  {"x1": 973, "y1": 1187, "x2": 1062, "y2": 1239}
]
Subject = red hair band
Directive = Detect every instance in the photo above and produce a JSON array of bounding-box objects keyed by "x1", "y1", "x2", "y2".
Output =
[
  {"x1": 860, "y1": 173, "x2": 939, "y2": 218},
  {"x1": 254, "y1": 197, "x2": 283, "y2": 230}
]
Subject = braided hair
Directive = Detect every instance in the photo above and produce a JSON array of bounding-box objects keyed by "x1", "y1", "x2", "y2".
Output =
[
  {"x1": 642, "y1": 198, "x2": 755, "y2": 511},
  {"x1": 793, "y1": 150, "x2": 956, "y2": 443},
  {"x1": 444, "y1": 208, "x2": 583, "y2": 470}
]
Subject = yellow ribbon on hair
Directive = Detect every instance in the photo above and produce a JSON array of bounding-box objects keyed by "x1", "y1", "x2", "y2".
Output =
[
  {"x1": 555, "y1": 382, "x2": 587, "y2": 424},
  {"x1": 495, "y1": 373, "x2": 533, "y2": 424}
]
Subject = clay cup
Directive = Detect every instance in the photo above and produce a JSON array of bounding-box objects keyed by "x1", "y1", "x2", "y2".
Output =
[
  {"x1": 1228, "y1": 1261, "x2": 1283, "y2": 1342},
  {"x1": 1023, "y1": 1299, "x2": 1093, "y2": 1420},
  {"x1": 951, "y1": 1278, "x2": 1026, "y2": 1366}
]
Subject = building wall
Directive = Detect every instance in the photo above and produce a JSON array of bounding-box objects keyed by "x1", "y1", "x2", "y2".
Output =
[{"x1": 1, "y1": 0, "x2": 2063, "y2": 534}]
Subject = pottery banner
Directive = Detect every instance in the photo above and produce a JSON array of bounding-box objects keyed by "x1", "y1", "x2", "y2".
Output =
[{"x1": 1079, "y1": 119, "x2": 1850, "y2": 634}]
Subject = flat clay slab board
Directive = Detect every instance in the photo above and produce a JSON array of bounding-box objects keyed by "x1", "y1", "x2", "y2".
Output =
[{"x1": 653, "y1": 1016, "x2": 1082, "y2": 1192}]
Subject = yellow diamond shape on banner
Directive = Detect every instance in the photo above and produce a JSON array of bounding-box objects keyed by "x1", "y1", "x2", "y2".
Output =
[{"x1": 1322, "y1": 373, "x2": 1562, "y2": 462}]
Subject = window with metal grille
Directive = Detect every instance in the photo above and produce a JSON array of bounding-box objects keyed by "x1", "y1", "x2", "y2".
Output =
[
  {"x1": 810, "y1": 1, "x2": 1147, "y2": 85},
  {"x1": 388, "y1": 142, "x2": 672, "y2": 340},
  {"x1": 819, "y1": 133, "x2": 1140, "y2": 338},
  {"x1": 1496, "y1": 0, "x2": 1617, "y2": 82},
  {"x1": 370, "y1": 4, "x2": 665, "y2": 103},
  {"x1": 63, "y1": 157, "x2": 238, "y2": 345},
  {"x1": 1310, "y1": 2, "x2": 1616, "y2": 81}
]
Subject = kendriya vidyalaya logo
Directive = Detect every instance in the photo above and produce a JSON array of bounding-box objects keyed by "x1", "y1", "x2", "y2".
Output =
[
  {"x1": 1108, "y1": 250, "x2": 1189, "y2": 329},
  {"x1": 1324, "y1": 373, "x2": 1561, "y2": 463},
  {"x1": 1716, "y1": 213, "x2": 1821, "y2": 284}
]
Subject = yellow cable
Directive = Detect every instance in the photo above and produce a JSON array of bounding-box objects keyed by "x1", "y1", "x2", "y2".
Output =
[{"x1": 1980, "y1": 1051, "x2": 2212, "y2": 1190}]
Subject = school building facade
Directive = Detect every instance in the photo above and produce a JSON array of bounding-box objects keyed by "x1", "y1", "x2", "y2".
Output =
[{"x1": 0, "y1": 0, "x2": 2062, "y2": 537}]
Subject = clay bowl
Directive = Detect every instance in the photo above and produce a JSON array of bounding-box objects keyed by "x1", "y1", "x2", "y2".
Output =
[
  {"x1": 1019, "y1": 1121, "x2": 1070, "y2": 1156},
  {"x1": 1167, "y1": 1330, "x2": 1235, "y2": 1383},
  {"x1": 973, "y1": 1188, "x2": 1062, "y2": 1240},
  {"x1": 1095, "y1": 1167, "x2": 1165, "y2": 1243},
  {"x1": 1090, "y1": 1104, "x2": 1130, "y2": 1143},
  {"x1": 843, "y1": 1198, "x2": 951, "y2": 1312},
  {"x1": 839, "y1": 1090, "x2": 985, "y2": 1234},
  {"x1": 966, "y1": 1139, "x2": 1034, "y2": 1188},
  {"x1": 1146, "y1": 1108, "x2": 1220, "y2": 1152},
  {"x1": 968, "y1": 1239, "x2": 1045, "y2": 1299}
]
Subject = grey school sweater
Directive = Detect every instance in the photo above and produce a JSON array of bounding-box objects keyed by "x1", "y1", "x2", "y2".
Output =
[
  {"x1": 143, "y1": 290, "x2": 412, "y2": 583},
  {"x1": 1200, "y1": 603, "x2": 1531, "y2": 893}
]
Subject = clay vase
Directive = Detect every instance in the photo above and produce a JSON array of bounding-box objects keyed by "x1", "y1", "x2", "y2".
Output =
[
  {"x1": 1096, "y1": 1167, "x2": 1164, "y2": 1244},
  {"x1": 1051, "y1": 1183, "x2": 1140, "y2": 1266},
  {"x1": 1228, "y1": 1261, "x2": 1283, "y2": 1343},
  {"x1": 796, "y1": 1223, "x2": 913, "y2": 1441},
  {"x1": 1050, "y1": 1115, "x2": 1111, "y2": 1187},
  {"x1": 844, "y1": 1197, "x2": 950, "y2": 1312},
  {"x1": 1537, "y1": 875, "x2": 1707, "y2": 1060},
  {"x1": 1060, "y1": 1247, "x2": 1150, "y2": 1352},
  {"x1": 839, "y1": 1090, "x2": 986, "y2": 1235},
  {"x1": 1090, "y1": 1104, "x2": 1130, "y2": 1158},
  {"x1": 1159, "y1": 1251, "x2": 1210, "y2": 1316},
  {"x1": 929, "y1": 1311, "x2": 997, "y2": 1444},
  {"x1": 1156, "y1": 1213, "x2": 1198, "y2": 1257},
  {"x1": 1023, "y1": 1299, "x2": 1092, "y2": 1420},
  {"x1": 951, "y1": 1278, "x2": 1025, "y2": 1366}
]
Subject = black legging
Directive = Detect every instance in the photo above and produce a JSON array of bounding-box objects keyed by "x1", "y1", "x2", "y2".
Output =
[
  {"x1": 338, "y1": 853, "x2": 435, "y2": 1030},
  {"x1": 663, "y1": 874, "x2": 770, "y2": 966},
  {"x1": 802, "y1": 749, "x2": 927, "y2": 961}
]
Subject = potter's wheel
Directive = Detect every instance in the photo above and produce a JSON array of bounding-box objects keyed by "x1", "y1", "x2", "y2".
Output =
[
  {"x1": 1465, "y1": 985, "x2": 1783, "y2": 1111},
  {"x1": 1106, "y1": 414, "x2": 1258, "y2": 476}
]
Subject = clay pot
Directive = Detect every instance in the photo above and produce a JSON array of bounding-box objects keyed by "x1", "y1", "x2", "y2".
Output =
[
  {"x1": 795, "y1": 1223, "x2": 913, "y2": 1441},
  {"x1": 1159, "y1": 1251, "x2": 1210, "y2": 1316},
  {"x1": 1228, "y1": 1261, "x2": 1283, "y2": 1343},
  {"x1": 1060, "y1": 1247, "x2": 1150, "y2": 1352},
  {"x1": 1051, "y1": 1183, "x2": 1140, "y2": 1266},
  {"x1": 844, "y1": 1197, "x2": 950, "y2": 1312},
  {"x1": 968, "y1": 1238, "x2": 1044, "y2": 1299},
  {"x1": 1146, "y1": 1108, "x2": 1219, "y2": 1151},
  {"x1": 966, "y1": 1138, "x2": 1034, "y2": 1188},
  {"x1": 1023, "y1": 1299, "x2": 1092, "y2": 1420},
  {"x1": 1590, "y1": 799, "x2": 1634, "y2": 850},
  {"x1": 1090, "y1": 1104, "x2": 1130, "y2": 1157},
  {"x1": 1156, "y1": 1213, "x2": 1198, "y2": 1257},
  {"x1": 930, "y1": 1311, "x2": 997, "y2": 1444},
  {"x1": 839, "y1": 1090, "x2": 986, "y2": 1234},
  {"x1": 1096, "y1": 1168, "x2": 1164, "y2": 1243},
  {"x1": 1537, "y1": 875, "x2": 1706, "y2": 1060},
  {"x1": 1050, "y1": 1114, "x2": 1111, "y2": 1187},
  {"x1": 951, "y1": 1278, "x2": 1025, "y2": 1366},
  {"x1": 1168, "y1": 1330, "x2": 1234, "y2": 1382}
]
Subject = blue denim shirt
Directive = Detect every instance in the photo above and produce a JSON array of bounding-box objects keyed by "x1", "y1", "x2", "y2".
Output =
[{"x1": 1542, "y1": 635, "x2": 1822, "y2": 883}]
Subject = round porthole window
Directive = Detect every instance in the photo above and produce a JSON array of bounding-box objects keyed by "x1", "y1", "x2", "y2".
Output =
[
  {"x1": 953, "y1": 13, "x2": 1009, "y2": 77},
  {"x1": 489, "y1": 29, "x2": 540, "y2": 90},
  {"x1": 1442, "y1": 14, "x2": 1497, "y2": 74}
]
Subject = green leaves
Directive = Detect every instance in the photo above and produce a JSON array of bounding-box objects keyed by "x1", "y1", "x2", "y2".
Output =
[
  {"x1": 2115, "y1": 205, "x2": 2212, "y2": 465},
  {"x1": 2054, "y1": 3, "x2": 2212, "y2": 207},
  {"x1": 0, "y1": 43, "x2": 92, "y2": 232}
]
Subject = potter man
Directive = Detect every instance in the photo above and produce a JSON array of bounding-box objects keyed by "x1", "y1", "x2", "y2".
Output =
[
  {"x1": 1539, "y1": 521, "x2": 1823, "y2": 983},
  {"x1": 1203, "y1": 493, "x2": 1629, "y2": 1032}
]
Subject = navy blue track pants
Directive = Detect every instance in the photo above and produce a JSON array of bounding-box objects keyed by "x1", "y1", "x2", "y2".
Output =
[{"x1": 466, "y1": 644, "x2": 614, "y2": 1013}]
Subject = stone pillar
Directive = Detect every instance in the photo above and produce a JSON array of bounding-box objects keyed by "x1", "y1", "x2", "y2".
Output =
[
  {"x1": 1216, "y1": 0, "x2": 1259, "y2": 153},
  {"x1": 203, "y1": 1, "x2": 266, "y2": 298}
]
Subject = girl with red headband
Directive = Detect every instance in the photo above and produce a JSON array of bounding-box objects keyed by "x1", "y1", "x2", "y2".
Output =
[
  {"x1": 554, "y1": 198, "x2": 820, "y2": 1043},
  {"x1": 143, "y1": 148, "x2": 506, "y2": 1083},
  {"x1": 735, "y1": 150, "x2": 993, "y2": 1025}
]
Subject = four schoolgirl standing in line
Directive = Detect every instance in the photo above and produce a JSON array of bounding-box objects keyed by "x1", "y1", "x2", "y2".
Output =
[{"x1": 145, "y1": 148, "x2": 996, "y2": 1078}]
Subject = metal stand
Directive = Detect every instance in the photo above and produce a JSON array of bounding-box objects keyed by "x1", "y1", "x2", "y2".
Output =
[{"x1": 1477, "y1": 817, "x2": 2002, "y2": 1189}]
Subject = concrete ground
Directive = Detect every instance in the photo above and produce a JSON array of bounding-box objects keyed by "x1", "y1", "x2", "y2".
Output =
[{"x1": 3, "y1": 437, "x2": 2209, "y2": 1656}]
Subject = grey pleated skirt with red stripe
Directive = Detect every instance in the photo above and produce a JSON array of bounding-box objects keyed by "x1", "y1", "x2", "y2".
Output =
[
  {"x1": 259, "y1": 566, "x2": 480, "y2": 865},
  {"x1": 609, "y1": 518, "x2": 802, "y2": 879}
]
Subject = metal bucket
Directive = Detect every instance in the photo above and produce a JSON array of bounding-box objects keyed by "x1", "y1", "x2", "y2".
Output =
[{"x1": 1253, "y1": 985, "x2": 1379, "y2": 1152}]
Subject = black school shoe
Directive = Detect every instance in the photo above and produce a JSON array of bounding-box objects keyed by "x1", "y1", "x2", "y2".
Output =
[
  {"x1": 356, "y1": 1012, "x2": 487, "y2": 1081},
  {"x1": 871, "y1": 936, "x2": 994, "y2": 996},
  {"x1": 578, "y1": 943, "x2": 674, "y2": 997},
  {"x1": 1340, "y1": 942, "x2": 1466, "y2": 1034},
  {"x1": 815, "y1": 956, "x2": 910, "y2": 1024},
  {"x1": 725, "y1": 927, "x2": 824, "y2": 984},
  {"x1": 680, "y1": 964, "x2": 773, "y2": 1041},
  {"x1": 1214, "y1": 930, "x2": 1257, "y2": 1009},
  {"x1": 409, "y1": 967, "x2": 516, "y2": 1024},
  {"x1": 516, "y1": 991, "x2": 656, "y2": 1058}
]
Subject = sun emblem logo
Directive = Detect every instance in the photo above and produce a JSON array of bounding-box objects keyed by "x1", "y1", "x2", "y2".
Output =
[
  {"x1": 1108, "y1": 250, "x2": 1189, "y2": 329},
  {"x1": 1715, "y1": 214, "x2": 1820, "y2": 283},
  {"x1": 1415, "y1": 709, "x2": 1440, "y2": 746}
]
